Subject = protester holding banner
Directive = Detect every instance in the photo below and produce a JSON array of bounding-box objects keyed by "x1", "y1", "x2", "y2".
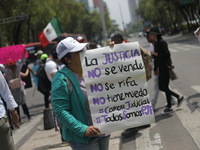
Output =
[
  {"x1": 148, "y1": 27, "x2": 186, "y2": 114},
  {"x1": 4, "y1": 49, "x2": 31, "y2": 122},
  {"x1": 51, "y1": 37, "x2": 110, "y2": 150}
]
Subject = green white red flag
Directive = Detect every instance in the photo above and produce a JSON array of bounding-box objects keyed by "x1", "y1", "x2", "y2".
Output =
[{"x1": 38, "y1": 17, "x2": 63, "y2": 47}]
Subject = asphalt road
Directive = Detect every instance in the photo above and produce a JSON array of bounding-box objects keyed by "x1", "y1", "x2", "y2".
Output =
[{"x1": 119, "y1": 33, "x2": 200, "y2": 150}]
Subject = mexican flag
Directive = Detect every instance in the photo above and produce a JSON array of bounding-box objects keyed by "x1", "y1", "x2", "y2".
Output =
[{"x1": 38, "y1": 17, "x2": 63, "y2": 47}]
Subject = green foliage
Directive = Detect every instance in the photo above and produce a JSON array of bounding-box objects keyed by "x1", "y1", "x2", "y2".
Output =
[
  {"x1": 137, "y1": 0, "x2": 199, "y2": 33},
  {"x1": 0, "y1": 0, "x2": 114, "y2": 46},
  {"x1": 107, "y1": 20, "x2": 121, "y2": 38},
  {"x1": 81, "y1": 11, "x2": 102, "y2": 41}
]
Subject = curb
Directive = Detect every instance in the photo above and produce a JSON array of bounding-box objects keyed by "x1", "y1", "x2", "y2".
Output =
[
  {"x1": 14, "y1": 113, "x2": 122, "y2": 150},
  {"x1": 13, "y1": 114, "x2": 43, "y2": 149}
]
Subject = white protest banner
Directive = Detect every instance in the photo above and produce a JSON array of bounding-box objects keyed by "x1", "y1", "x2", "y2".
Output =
[{"x1": 80, "y1": 42, "x2": 155, "y2": 133}]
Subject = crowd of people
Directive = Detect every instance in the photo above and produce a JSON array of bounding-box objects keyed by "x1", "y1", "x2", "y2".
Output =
[{"x1": 1, "y1": 26, "x2": 199, "y2": 149}]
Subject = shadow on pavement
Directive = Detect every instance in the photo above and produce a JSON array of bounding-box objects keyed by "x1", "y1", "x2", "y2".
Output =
[
  {"x1": 189, "y1": 93, "x2": 200, "y2": 99},
  {"x1": 184, "y1": 95, "x2": 200, "y2": 112},
  {"x1": 120, "y1": 132, "x2": 139, "y2": 142},
  {"x1": 33, "y1": 143, "x2": 69, "y2": 150},
  {"x1": 154, "y1": 113, "x2": 173, "y2": 123},
  {"x1": 29, "y1": 104, "x2": 45, "y2": 109}
]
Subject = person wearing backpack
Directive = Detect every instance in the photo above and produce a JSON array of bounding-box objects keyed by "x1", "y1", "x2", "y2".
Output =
[
  {"x1": 37, "y1": 54, "x2": 51, "y2": 108},
  {"x1": 45, "y1": 46, "x2": 64, "y2": 82},
  {"x1": 44, "y1": 46, "x2": 67, "y2": 141},
  {"x1": 38, "y1": 47, "x2": 63, "y2": 108}
]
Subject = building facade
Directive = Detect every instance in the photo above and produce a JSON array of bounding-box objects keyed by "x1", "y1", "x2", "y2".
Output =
[
  {"x1": 75, "y1": 0, "x2": 90, "y2": 11},
  {"x1": 128, "y1": 0, "x2": 140, "y2": 24}
]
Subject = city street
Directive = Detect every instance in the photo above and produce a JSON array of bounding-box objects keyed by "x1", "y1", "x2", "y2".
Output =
[
  {"x1": 120, "y1": 33, "x2": 200, "y2": 150},
  {"x1": 13, "y1": 33, "x2": 200, "y2": 150}
]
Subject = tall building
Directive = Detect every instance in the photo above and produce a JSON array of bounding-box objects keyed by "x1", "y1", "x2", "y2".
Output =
[
  {"x1": 75, "y1": 0, "x2": 108, "y2": 39},
  {"x1": 128, "y1": 0, "x2": 140, "y2": 24},
  {"x1": 75, "y1": 0, "x2": 108, "y2": 13},
  {"x1": 75, "y1": 0, "x2": 90, "y2": 11},
  {"x1": 88, "y1": 0, "x2": 101, "y2": 12}
]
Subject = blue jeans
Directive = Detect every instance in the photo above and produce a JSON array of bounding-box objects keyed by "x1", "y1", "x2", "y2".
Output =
[{"x1": 69, "y1": 135, "x2": 110, "y2": 150}]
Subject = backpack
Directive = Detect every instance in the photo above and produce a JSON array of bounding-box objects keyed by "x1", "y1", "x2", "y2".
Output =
[{"x1": 37, "y1": 64, "x2": 51, "y2": 94}]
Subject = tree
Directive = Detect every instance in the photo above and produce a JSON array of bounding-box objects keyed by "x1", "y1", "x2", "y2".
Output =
[
  {"x1": 0, "y1": 0, "x2": 115, "y2": 47},
  {"x1": 82, "y1": 11, "x2": 102, "y2": 41},
  {"x1": 136, "y1": 0, "x2": 199, "y2": 34}
]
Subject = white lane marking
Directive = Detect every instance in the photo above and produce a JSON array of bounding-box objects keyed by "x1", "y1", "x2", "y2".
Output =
[
  {"x1": 136, "y1": 124, "x2": 163, "y2": 150},
  {"x1": 191, "y1": 85, "x2": 200, "y2": 93},
  {"x1": 172, "y1": 89, "x2": 200, "y2": 149},
  {"x1": 169, "y1": 43, "x2": 198, "y2": 49},
  {"x1": 169, "y1": 43, "x2": 198, "y2": 52},
  {"x1": 152, "y1": 133, "x2": 163, "y2": 149},
  {"x1": 169, "y1": 46, "x2": 189, "y2": 52},
  {"x1": 109, "y1": 130, "x2": 121, "y2": 150},
  {"x1": 169, "y1": 49, "x2": 179, "y2": 53},
  {"x1": 136, "y1": 87, "x2": 200, "y2": 150},
  {"x1": 169, "y1": 44, "x2": 180, "y2": 53},
  {"x1": 181, "y1": 44, "x2": 200, "y2": 49}
]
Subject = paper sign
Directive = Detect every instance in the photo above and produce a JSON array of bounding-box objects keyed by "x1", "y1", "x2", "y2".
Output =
[
  {"x1": 0, "y1": 44, "x2": 29, "y2": 64},
  {"x1": 80, "y1": 42, "x2": 155, "y2": 133}
]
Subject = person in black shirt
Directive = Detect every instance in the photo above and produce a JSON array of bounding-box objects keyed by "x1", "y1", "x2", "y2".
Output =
[{"x1": 149, "y1": 27, "x2": 186, "y2": 114}]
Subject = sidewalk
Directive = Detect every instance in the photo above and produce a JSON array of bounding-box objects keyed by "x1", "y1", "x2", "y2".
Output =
[{"x1": 14, "y1": 114, "x2": 121, "y2": 150}]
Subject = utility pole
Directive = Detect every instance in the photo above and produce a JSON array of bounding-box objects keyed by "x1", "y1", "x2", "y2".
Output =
[{"x1": 98, "y1": 0, "x2": 108, "y2": 42}]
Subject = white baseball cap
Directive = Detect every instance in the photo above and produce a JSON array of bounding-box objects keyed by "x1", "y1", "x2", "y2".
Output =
[
  {"x1": 56, "y1": 37, "x2": 87, "y2": 59},
  {"x1": 34, "y1": 50, "x2": 43, "y2": 56}
]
